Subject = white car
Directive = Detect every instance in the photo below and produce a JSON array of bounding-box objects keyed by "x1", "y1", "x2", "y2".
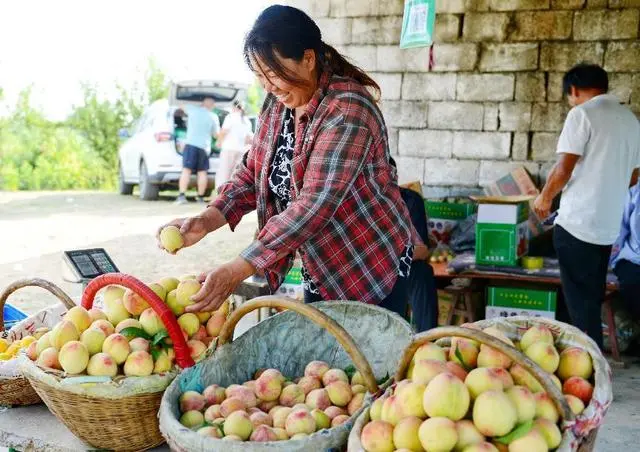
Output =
[{"x1": 118, "y1": 80, "x2": 249, "y2": 200}]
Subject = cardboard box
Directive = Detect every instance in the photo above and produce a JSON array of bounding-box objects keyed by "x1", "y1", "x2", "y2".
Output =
[
  {"x1": 474, "y1": 195, "x2": 532, "y2": 267},
  {"x1": 276, "y1": 266, "x2": 303, "y2": 300},
  {"x1": 400, "y1": 180, "x2": 423, "y2": 197},
  {"x1": 425, "y1": 200, "x2": 476, "y2": 248},
  {"x1": 486, "y1": 286, "x2": 557, "y2": 319},
  {"x1": 483, "y1": 166, "x2": 545, "y2": 238}
]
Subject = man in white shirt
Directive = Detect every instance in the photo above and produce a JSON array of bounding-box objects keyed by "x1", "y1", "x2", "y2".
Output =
[{"x1": 534, "y1": 64, "x2": 640, "y2": 349}]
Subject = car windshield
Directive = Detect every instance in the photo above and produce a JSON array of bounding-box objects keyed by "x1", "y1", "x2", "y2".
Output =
[{"x1": 175, "y1": 86, "x2": 238, "y2": 102}]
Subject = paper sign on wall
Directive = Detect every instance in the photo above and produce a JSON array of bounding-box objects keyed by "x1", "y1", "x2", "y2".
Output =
[{"x1": 400, "y1": 0, "x2": 437, "y2": 49}]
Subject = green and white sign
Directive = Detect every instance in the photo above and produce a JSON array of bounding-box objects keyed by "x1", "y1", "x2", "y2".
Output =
[
  {"x1": 400, "y1": 0, "x2": 436, "y2": 49},
  {"x1": 486, "y1": 286, "x2": 557, "y2": 320}
]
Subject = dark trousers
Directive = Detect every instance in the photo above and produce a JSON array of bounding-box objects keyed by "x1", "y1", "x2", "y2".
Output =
[
  {"x1": 613, "y1": 259, "x2": 640, "y2": 322},
  {"x1": 304, "y1": 275, "x2": 409, "y2": 319},
  {"x1": 554, "y1": 225, "x2": 612, "y2": 349}
]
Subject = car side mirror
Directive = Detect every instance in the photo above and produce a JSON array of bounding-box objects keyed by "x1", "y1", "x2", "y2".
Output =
[{"x1": 118, "y1": 128, "x2": 130, "y2": 139}]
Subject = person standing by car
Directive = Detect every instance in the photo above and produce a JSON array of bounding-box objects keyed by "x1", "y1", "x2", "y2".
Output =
[
  {"x1": 176, "y1": 96, "x2": 220, "y2": 205},
  {"x1": 157, "y1": 5, "x2": 427, "y2": 316},
  {"x1": 215, "y1": 100, "x2": 254, "y2": 188},
  {"x1": 533, "y1": 64, "x2": 640, "y2": 349}
]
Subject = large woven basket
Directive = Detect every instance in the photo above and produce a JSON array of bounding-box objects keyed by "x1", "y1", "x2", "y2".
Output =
[
  {"x1": 159, "y1": 296, "x2": 416, "y2": 451},
  {"x1": 349, "y1": 319, "x2": 612, "y2": 452},
  {"x1": 0, "y1": 278, "x2": 76, "y2": 407},
  {"x1": 21, "y1": 273, "x2": 196, "y2": 451}
]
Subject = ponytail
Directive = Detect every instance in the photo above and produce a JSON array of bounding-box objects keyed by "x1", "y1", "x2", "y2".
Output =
[{"x1": 319, "y1": 43, "x2": 381, "y2": 101}]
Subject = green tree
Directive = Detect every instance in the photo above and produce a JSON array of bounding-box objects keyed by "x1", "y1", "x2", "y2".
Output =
[{"x1": 246, "y1": 79, "x2": 266, "y2": 115}]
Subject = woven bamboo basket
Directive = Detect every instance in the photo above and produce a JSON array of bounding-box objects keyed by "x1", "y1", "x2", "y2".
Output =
[
  {"x1": 159, "y1": 296, "x2": 416, "y2": 451},
  {"x1": 0, "y1": 278, "x2": 76, "y2": 407},
  {"x1": 349, "y1": 320, "x2": 612, "y2": 452},
  {"x1": 20, "y1": 273, "x2": 196, "y2": 451}
]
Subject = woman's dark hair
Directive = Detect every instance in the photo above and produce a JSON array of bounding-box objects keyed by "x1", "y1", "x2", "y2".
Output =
[
  {"x1": 562, "y1": 63, "x2": 609, "y2": 96},
  {"x1": 243, "y1": 5, "x2": 380, "y2": 99}
]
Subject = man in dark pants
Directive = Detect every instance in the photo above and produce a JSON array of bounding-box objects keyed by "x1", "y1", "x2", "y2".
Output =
[{"x1": 534, "y1": 64, "x2": 640, "y2": 349}]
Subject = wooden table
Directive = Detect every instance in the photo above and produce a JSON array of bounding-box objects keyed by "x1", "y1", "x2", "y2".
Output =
[{"x1": 430, "y1": 262, "x2": 625, "y2": 367}]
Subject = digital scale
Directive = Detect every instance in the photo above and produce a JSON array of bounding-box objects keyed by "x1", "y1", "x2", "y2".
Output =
[{"x1": 62, "y1": 248, "x2": 119, "y2": 287}]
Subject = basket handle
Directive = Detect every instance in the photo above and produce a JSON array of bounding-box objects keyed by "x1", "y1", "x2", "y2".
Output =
[
  {"x1": 81, "y1": 273, "x2": 195, "y2": 369},
  {"x1": 218, "y1": 296, "x2": 379, "y2": 394},
  {"x1": 0, "y1": 278, "x2": 76, "y2": 332},
  {"x1": 396, "y1": 326, "x2": 574, "y2": 424}
]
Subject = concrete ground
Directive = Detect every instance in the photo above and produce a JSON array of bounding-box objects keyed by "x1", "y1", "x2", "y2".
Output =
[{"x1": 1, "y1": 191, "x2": 638, "y2": 450}]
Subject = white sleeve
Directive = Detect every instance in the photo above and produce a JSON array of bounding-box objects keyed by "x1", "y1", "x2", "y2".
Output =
[
  {"x1": 211, "y1": 113, "x2": 221, "y2": 135},
  {"x1": 222, "y1": 114, "x2": 234, "y2": 131},
  {"x1": 557, "y1": 107, "x2": 590, "y2": 156}
]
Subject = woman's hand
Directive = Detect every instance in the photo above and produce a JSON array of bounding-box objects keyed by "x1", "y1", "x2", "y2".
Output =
[
  {"x1": 156, "y1": 216, "x2": 209, "y2": 253},
  {"x1": 186, "y1": 257, "x2": 257, "y2": 312}
]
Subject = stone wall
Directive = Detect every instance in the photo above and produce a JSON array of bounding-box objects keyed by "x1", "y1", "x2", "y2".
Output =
[{"x1": 285, "y1": 0, "x2": 640, "y2": 196}]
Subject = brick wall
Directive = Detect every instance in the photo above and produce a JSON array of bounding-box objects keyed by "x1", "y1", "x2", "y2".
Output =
[{"x1": 285, "y1": 0, "x2": 640, "y2": 197}]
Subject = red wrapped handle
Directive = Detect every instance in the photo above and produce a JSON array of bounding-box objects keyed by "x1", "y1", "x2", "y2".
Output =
[{"x1": 81, "y1": 273, "x2": 195, "y2": 369}]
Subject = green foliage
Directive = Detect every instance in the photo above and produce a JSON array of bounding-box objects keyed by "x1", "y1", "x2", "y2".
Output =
[{"x1": 246, "y1": 79, "x2": 265, "y2": 115}]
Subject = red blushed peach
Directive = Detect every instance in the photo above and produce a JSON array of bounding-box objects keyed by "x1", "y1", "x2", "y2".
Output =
[{"x1": 563, "y1": 376, "x2": 593, "y2": 404}]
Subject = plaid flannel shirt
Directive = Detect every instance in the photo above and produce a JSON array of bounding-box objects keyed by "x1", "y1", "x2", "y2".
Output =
[{"x1": 211, "y1": 71, "x2": 415, "y2": 304}]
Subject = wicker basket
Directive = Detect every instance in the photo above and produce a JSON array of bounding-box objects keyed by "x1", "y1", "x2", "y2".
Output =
[
  {"x1": 349, "y1": 320, "x2": 612, "y2": 452},
  {"x1": 0, "y1": 278, "x2": 76, "y2": 407},
  {"x1": 21, "y1": 273, "x2": 196, "y2": 451},
  {"x1": 159, "y1": 296, "x2": 416, "y2": 451}
]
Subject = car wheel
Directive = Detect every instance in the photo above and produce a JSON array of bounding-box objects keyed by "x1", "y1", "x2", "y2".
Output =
[
  {"x1": 139, "y1": 160, "x2": 159, "y2": 201},
  {"x1": 118, "y1": 163, "x2": 134, "y2": 195}
]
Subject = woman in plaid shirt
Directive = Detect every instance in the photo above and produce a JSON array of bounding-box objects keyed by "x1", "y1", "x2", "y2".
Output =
[{"x1": 157, "y1": 5, "x2": 425, "y2": 315}]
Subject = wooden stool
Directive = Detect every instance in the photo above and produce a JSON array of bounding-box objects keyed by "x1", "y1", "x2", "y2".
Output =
[
  {"x1": 443, "y1": 285, "x2": 477, "y2": 325},
  {"x1": 603, "y1": 289, "x2": 626, "y2": 368}
]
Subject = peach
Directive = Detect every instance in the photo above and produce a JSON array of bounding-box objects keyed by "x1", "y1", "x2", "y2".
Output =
[
  {"x1": 298, "y1": 376, "x2": 322, "y2": 395},
  {"x1": 273, "y1": 427, "x2": 289, "y2": 440},
  {"x1": 36, "y1": 332, "x2": 52, "y2": 356},
  {"x1": 166, "y1": 289, "x2": 183, "y2": 316},
  {"x1": 103, "y1": 297, "x2": 130, "y2": 326},
  {"x1": 326, "y1": 381, "x2": 353, "y2": 407},
  {"x1": 381, "y1": 395, "x2": 403, "y2": 426},
  {"x1": 187, "y1": 340, "x2": 207, "y2": 362},
  {"x1": 392, "y1": 416, "x2": 422, "y2": 452},
  {"x1": 279, "y1": 383, "x2": 305, "y2": 407},
  {"x1": 292, "y1": 403, "x2": 309, "y2": 413},
  {"x1": 178, "y1": 313, "x2": 200, "y2": 337},
  {"x1": 26, "y1": 341, "x2": 38, "y2": 361},
  {"x1": 158, "y1": 276, "x2": 180, "y2": 293},
  {"x1": 227, "y1": 384, "x2": 258, "y2": 408},
  {"x1": 533, "y1": 418, "x2": 562, "y2": 449},
  {"x1": 410, "y1": 359, "x2": 448, "y2": 386},
  {"x1": 450, "y1": 337, "x2": 480, "y2": 368},
  {"x1": 225, "y1": 411, "x2": 253, "y2": 440},
  {"x1": 190, "y1": 325, "x2": 207, "y2": 342},
  {"x1": 304, "y1": 360, "x2": 330, "y2": 379},
  {"x1": 324, "y1": 406, "x2": 347, "y2": 420},
  {"x1": 491, "y1": 368, "x2": 514, "y2": 389},
  {"x1": 351, "y1": 370, "x2": 365, "y2": 386},
  {"x1": 508, "y1": 429, "x2": 547, "y2": 452},
  {"x1": 148, "y1": 282, "x2": 167, "y2": 302},
  {"x1": 348, "y1": 392, "x2": 365, "y2": 416},
  {"x1": 285, "y1": 408, "x2": 316, "y2": 435},
  {"x1": 216, "y1": 299, "x2": 231, "y2": 317},
  {"x1": 33, "y1": 327, "x2": 50, "y2": 340},
  {"x1": 250, "y1": 411, "x2": 273, "y2": 427},
  {"x1": 37, "y1": 347, "x2": 61, "y2": 369},
  {"x1": 250, "y1": 424, "x2": 278, "y2": 442},
  {"x1": 534, "y1": 392, "x2": 559, "y2": 423},
  {"x1": 506, "y1": 386, "x2": 536, "y2": 423},
  {"x1": 123, "y1": 350, "x2": 153, "y2": 377},
  {"x1": 205, "y1": 312, "x2": 226, "y2": 337},
  {"x1": 115, "y1": 318, "x2": 142, "y2": 334},
  {"x1": 102, "y1": 333, "x2": 130, "y2": 365},
  {"x1": 179, "y1": 410, "x2": 204, "y2": 429},
  {"x1": 557, "y1": 347, "x2": 593, "y2": 380},
  {"x1": 311, "y1": 408, "x2": 331, "y2": 430},
  {"x1": 129, "y1": 337, "x2": 150, "y2": 353},
  {"x1": 306, "y1": 388, "x2": 332, "y2": 410},
  {"x1": 203, "y1": 384, "x2": 226, "y2": 406},
  {"x1": 180, "y1": 390, "x2": 206, "y2": 412},
  {"x1": 176, "y1": 279, "x2": 201, "y2": 309},
  {"x1": 290, "y1": 433, "x2": 309, "y2": 439},
  {"x1": 565, "y1": 394, "x2": 585, "y2": 415},
  {"x1": 525, "y1": 342, "x2": 560, "y2": 373},
  {"x1": 220, "y1": 396, "x2": 246, "y2": 417},
  {"x1": 160, "y1": 226, "x2": 184, "y2": 253},
  {"x1": 419, "y1": 417, "x2": 458, "y2": 452},
  {"x1": 222, "y1": 434, "x2": 243, "y2": 441},
  {"x1": 477, "y1": 345, "x2": 512, "y2": 369},
  {"x1": 259, "y1": 400, "x2": 278, "y2": 412},
  {"x1": 64, "y1": 306, "x2": 92, "y2": 333},
  {"x1": 352, "y1": 384, "x2": 366, "y2": 394},
  {"x1": 283, "y1": 381, "x2": 294, "y2": 388},
  {"x1": 520, "y1": 325, "x2": 555, "y2": 352},
  {"x1": 412, "y1": 342, "x2": 447, "y2": 363},
  {"x1": 563, "y1": 376, "x2": 593, "y2": 404},
  {"x1": 455, "y1": 419, "x2": 485, "y2": 450},
  {"x1": 80, "y1": 328, "x2": 106, "y2": 355},
  {"x1": 196, "y1": 310, "x2": 212, "y2": 324},
  {"x1": 88, "y1": 308, "x2": 107, "y2": 323},
  {"x1": 551, "y1": 374, "x2": 562, "y2": 391},
  {"x1": 50, "y1": 320, "x2": 80, "y2": 350},
  {"x1": 361, "y1": 420, "x2": 395, "y2": 452},
  {"x1": 482, "y1": 327, "x2": 514, "y2": 346},
  {"x1": 472, "y1": 390, "x2": 517, "y2": 437},
  {"x1": 272, "y1": 407, "x2": 293, "y2": 429},
  {"x1": 463, "y1": 442, "x2": 499, "y2": 451},
  {"x1": 269, "y1": 405, "x2": 284, "y2": 417},
  {"x1": 139, "y1": 308, "x2": 164, "y2": 336},
  {"x1": 446, "y1": 361, "x2": 469, "y2": 382},
  {"x1": 90, "y1": 319, "x2": 115, "y2": 338},
  {"x1": 122, "y1": 290, "x2": 150, "y2": 316},
  {"x1": 87, "y1": 352, "x2": 118, "y2": 377},
  {"x1": 369, "y1": 397, "x2": 385, "y2": 421},
  {"x1": 465, "y1": 368, "x2": 504, "y2": 399},
  {"x1": 423, "y1": 372, "x2": 469, "y2": 421},
  {"x1": 59, "y1": 341, "x2": 89, "y2": 374},
  {"x1": 153, "y1": 351, "x2": 173, "y2": 373},
  {"x1": 197, "y1": 426, "x2": 223, "y2": 438},
  {"x1": 509, "y1": 364, "x2": 544, "y2": 393},
  {"x1": 322, "y1": 368, "x2": 349, "y2": 386},
  {"x1": 102, "y1": 285, "x2": 125, "y2": 305},
  {"x1": 331, "y1": 414, "x2": 350, "y2": 427}
]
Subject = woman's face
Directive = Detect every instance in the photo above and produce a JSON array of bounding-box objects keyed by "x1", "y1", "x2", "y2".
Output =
[{"x1": 252, "y1": 50, "x2": 317, "y2": 110}]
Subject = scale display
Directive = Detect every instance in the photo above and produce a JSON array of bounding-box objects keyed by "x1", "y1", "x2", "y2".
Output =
[{"x1": 63, "y1": 248, "x2": 119, "y2": 280}]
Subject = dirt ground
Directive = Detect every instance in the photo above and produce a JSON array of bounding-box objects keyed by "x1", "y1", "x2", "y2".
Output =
[{"x1": 1, "y1": 190, "x2": 638, "y2": 450}]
